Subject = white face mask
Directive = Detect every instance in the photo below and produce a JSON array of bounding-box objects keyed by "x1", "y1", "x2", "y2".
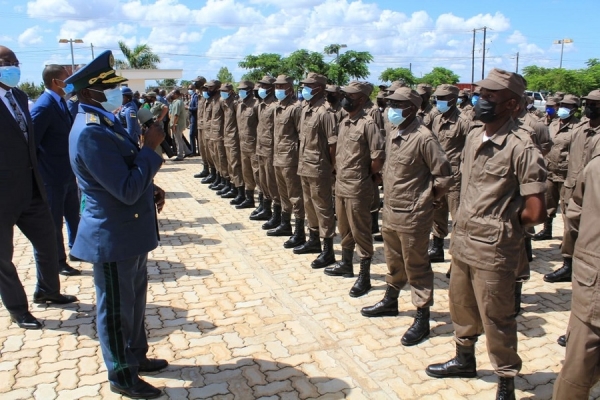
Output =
[{"x1": 89, "y1": 87, "x2": 122, "y2": 112}]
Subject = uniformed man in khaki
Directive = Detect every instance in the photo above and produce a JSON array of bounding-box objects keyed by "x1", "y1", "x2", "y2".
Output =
[
  {"x1": 293, "y1": 73, "x2": 337, "y2": 269},
  {"x1": 201, "y1": 80, "x2": 228, "y2": 191},
  {"x1": 517, "y1": 94, "x2": 552, "y2": 155},
  {"x1": 526, "y1": 96, "x2": 545, "y2": 120},
  {"x1": 219, "y1": 83, "x2": 244, "y2": 201},
  {"x1": 361, "y1": 87, "x2": 452, "y2": 348},
  {"x1": 457, "y1": 89, "x2": 475, "y2": 120},
  {"x1": 553, "y1": 143, "x2": 600, "y2": 399},
  {"x1": 428, "y1": 84, "x2": 473, "y2": 266},
  {"x1": 533, "y1": 94, "x2": 580, "y2": 243},
  {"x1": 544, "y1": 96, "x2": 559, "y2": 126},
  {"x1": 268, "y1": 75, "x2": 306, "y2": 248},
  {"x1": 323, "y1": 82, "x2": 385, "y2": 298},
  {"x1": 426, "y1": 68, "x2": 547, "y2": 400},
  {"x1": 191, "y1": 76, "x2": 211, "y2": 179},
  {"x1": 324, "y1": 84, "x2": 343, "y2": 123},
  {"x1": 234, "y1": 81, "x2": 260, "y2": 209},
  {"x1": 416, "y1": 83, "x2": 441, "y2": 130}
]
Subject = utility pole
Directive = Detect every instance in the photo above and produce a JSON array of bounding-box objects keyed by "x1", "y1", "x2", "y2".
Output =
[
  {"x1": 481, "y1": 26, "x2": 487, "y2": 80},
  {"x1": 58, "y1": 38, "x2": 84, "y2": 73},
  {"x1": 409, "y1": 63, "x2": 412, "y2": 72},
  {"x1": 553, "y1": 38, "x2": 573, "y2": 68},
  {"x1": 471, "y1": 29, "x2": 476, "y2": 92},
  {"x1": 91, "y1": 43, "x2": 95, "y2": 59},
  {"x1": 515, "y1": 52, "x2": 519, "y2": 73}
]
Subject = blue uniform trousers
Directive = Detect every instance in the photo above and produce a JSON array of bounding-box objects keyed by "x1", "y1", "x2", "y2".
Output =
[
  {"x1": 189, "y1": 116, "x2": 198, "y2": 154},
  {"x1": 94, "y1": 254, "x2": 149, "y2": 387}
]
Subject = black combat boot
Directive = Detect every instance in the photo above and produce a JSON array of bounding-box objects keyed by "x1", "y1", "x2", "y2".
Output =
[
  {"x1": 267, "y1": 212, "x2": 292, "y2": 236},
  {"x1": 514, "y1": 282, "x2": 523, "y2": 317},
  {"x1": 426, "y1": 344, "x2": 477, "y2": 378},
  {"x1": 524, "y1": 237, "x2": 533, "y2": 262},
  {"x1": 216, "y1": 179, "x2": 231, "y2": 195},
  {"x1": 428, "y1": 236, "x2": 445, "y2": 263},
  {"x1": 401, "y1": 307, "x2": 430, "y2": 346},
  {"x1": 371, "y1": 211, "x2": 383, "y2": 242},
  {"x1": 293, "y1": 229, "x2": 321, "y2": 254},
  {"x1": 236, "y1": 190, "x2": 255, "y2": 209},
  {"x1": 230, "y1": 186, "x2": 246, "y2": 205},
  {"x1": 557, "y1": 334, "x2": 566, "y2": 347},
  {"x1": 496, "y1": 377, "x2": 515, "y2": 400},
  {"x1": 360, "y1": 285, "x2": 400, "y2": 317},
  {"x1": 194, "y1": 163, "x2": 209, "y2": 178},
  {"x1": 222, "y1": 183, "x2": 238, "y2": 199},
  {"x1": 324, "y1": 248, "x2": 354, "y2": 277},
  {"x1": 250, "y1": 198, "x2": 272, "y2": 221},
  {"x1": 200, "y1": 166, "x2": 216, "y2": 184},
  {"x1": 543, "y1": 257, "x2": 572, "y2": 283},
  {"x1": 213, "y1": 175, "x2": 227, "y2": 192},
  {"x1": 249, "y1": 193, "x2": 264, "y2": 217},
  {"x1": 208, "y1": 173, "x2": 222, "y2": 190},
  {"x1": 311, "y1": 237, "x2": 335, "y2": 269},
  {"x1": 349, "y1": 258, "x2": 372, "y2": 297},
  {"x1": 532, "y1": 218, "x2": 553, "y2": 241},
  {"x1": 284, "y1": 219, "x2": 306, "y2": 249},
  {"x1": 263, "y1": 204, "x2": 282, "y2": 230}
]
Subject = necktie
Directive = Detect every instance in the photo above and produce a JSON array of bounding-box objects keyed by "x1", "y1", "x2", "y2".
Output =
[
  {"x1": 60, "y1": 97, "x2": 71, "y2": 122},
  {"x1": 5, "y1": 91, "x2": 28, "y2": 141}
]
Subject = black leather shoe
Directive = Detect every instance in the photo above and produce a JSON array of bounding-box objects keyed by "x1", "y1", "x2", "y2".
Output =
[
  {"x1": 311, "y1": 237, "x2": 335, "y2": 269},
  {"x1": 68, "y1": 253, "x2": 84, "y2": 262},
  {"x1": 428, "y1": 236, "x2": 445, "y2": 263},
  {"x1": 324, "y1": 248, "x2": 354, "y2": 277},
  {"x1": 138, "y1": 358, "x2": 169, "y2": 373},
  {"x1": 426, "y1": 344, "x2": 477, "y2": 378},
  {"x1": 532, "y1": 218, "x2": 553, "y2": 241},
  {"x1": 349, "y1": 258, "x2": 372, "y2": 297},
  {"x1": 10, "y1": 312, "x2": 42, "y2": 330},
  {"x1": 496, "y1": 377, "x2": 515, "y2": 400},
  {"x1": 33, "y1": 292, "x2": 78, "y2": 304},
  {"x1": 59, "y1": 264, "x2": 81, "y2": 276},
  {"x1": 557, "y1": 334, "x2": 566, "y2": 347},
  {"x1": 401, "y1": 307, "x2": 430, "y2": 346},
  {"x1": 361, "y1": 285, "x2": 399, "y2": 317},
  {"x1": 110, "y1": 379, "x2": 162, "y2": 399},
  {"x1": 544, "y1": 258, "x2": 572, "y2": 283}
]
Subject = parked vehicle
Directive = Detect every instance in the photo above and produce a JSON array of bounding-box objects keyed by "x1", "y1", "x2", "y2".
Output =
[{"x1": 525, "y1": 91, "x2": 547, "y2": 109}]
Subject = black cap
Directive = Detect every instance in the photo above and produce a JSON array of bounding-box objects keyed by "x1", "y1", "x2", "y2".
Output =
[{"x1": 65, "y1": 50, "x2": 128, "y2": 91}]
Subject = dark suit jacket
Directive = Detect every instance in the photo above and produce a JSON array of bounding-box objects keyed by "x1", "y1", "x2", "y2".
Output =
[
  {"x1": 0, "y1": 87, "x2": 47, "y2": 213},
  {"x1": 31, "y1": 91, "x2": 75, "y2": 186}
]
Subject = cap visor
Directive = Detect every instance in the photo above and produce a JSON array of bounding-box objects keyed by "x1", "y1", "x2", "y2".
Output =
[{"x1": 475, "y1": 78, "x2": 505, "y2": 91}]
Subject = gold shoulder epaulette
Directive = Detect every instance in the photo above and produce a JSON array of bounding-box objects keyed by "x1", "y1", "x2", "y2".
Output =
[{"x1": 85, "y1": 113, "x2": 100, "y2": 125}]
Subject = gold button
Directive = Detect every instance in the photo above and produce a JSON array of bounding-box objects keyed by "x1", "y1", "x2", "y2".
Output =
[
  {"x1": 131, "y1": 150, "x2": 134, "y2": 153},
  {"x1": 134, "y1": 214, "x2": 138, "y2": 218}
]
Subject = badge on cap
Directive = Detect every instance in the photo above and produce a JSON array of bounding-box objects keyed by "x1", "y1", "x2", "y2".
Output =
[{"x1": 109, "y1": 54, "x2": 114, "y2": 68}]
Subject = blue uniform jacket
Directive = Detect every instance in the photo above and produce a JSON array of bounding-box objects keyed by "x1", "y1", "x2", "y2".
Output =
[
  {"x1": 119, "y1": 100, "x2": 142, "y2": 144},
  {"x1": 69, "y1": 103, "x2": 163, "y2": 263}
]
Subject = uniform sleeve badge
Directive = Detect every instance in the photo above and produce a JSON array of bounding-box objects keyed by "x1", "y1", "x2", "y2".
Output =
[{"x1": 130, "y1": 111, "x2": 137, "y2": 118}]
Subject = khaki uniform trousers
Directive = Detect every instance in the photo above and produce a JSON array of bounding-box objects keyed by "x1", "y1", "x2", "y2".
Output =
[
  {"x1": 432, "y1": 190, "x2": 460, "y2": 238},
  {"x1": 198, "y1": 129, "x2": 213, "y2": 167},
  {"x1": 210, "y1": 140, "x2": 229, "y2": 178},
  {"x1": 225, "y1": 145, "x2": 244, "y2": 187},
  {"x1": 257, "y1": 155, "x2": 279, "y2": 203},
  {"x1": 275, "y1": 166, "x2": 304, "y2": 218},
  {"x1": 240, "y1": 151, "x2": 257, "y2": 191},
  {"x1": 337, "y1": 196, "x2": 373, "y2": 259},
  {"x1": 545, "y1": 179, "x2": 565, "y2": 218},
  {"x1": 371, "y1": 181, "x2": 381, "y2": 213},
  {"x1": 553, "y1": 314, "x2": 600, "y2": 400},
  {"x1": 449, "y1": 258, "x2": 522, "y2": 377},
  {"x1": 300, "y1": 175, "x2": 335, "y2": 238},
  {"x1": 382, "y1": 228, "x2": 433, "y2": 308}
]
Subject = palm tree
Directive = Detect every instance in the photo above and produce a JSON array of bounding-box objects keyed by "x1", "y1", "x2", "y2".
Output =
[{"x1": 115, "y1": 41, "x2": 161, "y2": 69}]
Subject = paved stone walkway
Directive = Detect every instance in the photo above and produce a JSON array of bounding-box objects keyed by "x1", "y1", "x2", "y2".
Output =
[{"x1": 2, "y1": 156, "x2": 599, "y2": 400}]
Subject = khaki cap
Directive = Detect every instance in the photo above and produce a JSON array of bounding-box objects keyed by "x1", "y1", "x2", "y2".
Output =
[
  {"x1": 378, "y1": 84, "x2": 388, "y2": 90},
  {"x1": 582, "y1": 90, "x2": 600, "y2": 101},
  {"x1": 341, "y1": 81, "x2": 371, "y2": 97},
  {"x1": 325, "y1": 84, "x2": 340, "y2": 93},
  {"x1": 193, "y1": 76, "x2": 206, "y2": 83},
  {"x1": 220, "y1": 83, "x2": 234, "y2": 91},
  {"x1": 416, "y1": 83, "x2": 433, "y2": 95},
  {"x1": 560, "y1": 94, "x2": 580, "y2": 106},
  {"x1": 526, "y1": 96, "x2": 535, "y2": 104},
  {"x1": 475, "y1": 68, "x2": 525, "y2": 97},
  {"x1": 300, "y1": 72, "x2": 327, "y2": 85},
  {"x1": 546, "y1": 97, "x2": 559, "y2": 106},
  {"x1": 257, "y1": 75, "x2": 275, "y2": 85},
  {"x1": 237, "y1": 80, "x2": 254, "y2": 89},
  {"x1": 274, "y1": 75, "x2": 294, "y2": 85},
  {"x1": 555, "y1": 91, "x2": 566, "y2": 99},
  {"x1": 386, "y1": 87, "x2": 423, "y2": 108},
  {"x1": 472, "y1": 86, "x2": 481, "y2": 95},
  {"x1": 146, "y1": 92, "x2": 156, "y2": 98},
  {"x1": 433, "y1": 84, "x2": 459, "y2": 96},
  {"x1": 204, "y1": 79, "x2": 221, "y2": 88},
  {"x1": 388, "y1": 80, "x2": 405, "y2": 92}
]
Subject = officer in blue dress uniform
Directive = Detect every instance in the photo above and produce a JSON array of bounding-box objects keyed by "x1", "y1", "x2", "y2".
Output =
[
  {"x1": 65, "y1": 50, "x2": 167, "y2": 399},
  {"x1": 119, "y1": 86, "x2": 142, "y2": 145}
]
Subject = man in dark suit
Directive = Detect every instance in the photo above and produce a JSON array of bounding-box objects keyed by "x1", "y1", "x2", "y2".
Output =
[
  {"x1": 0, "y1": 46, "x2": 77, "y2": 330},
  {"x1": 66, "y1": 50, "x2": 167, "y2": 399},
  {"x1": 31, "y1": 64, "x2": 81, "y2": 276}
]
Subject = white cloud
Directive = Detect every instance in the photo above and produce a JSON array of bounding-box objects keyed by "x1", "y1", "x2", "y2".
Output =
[{"x1": 18, "y1": 26, "x2": 43, "y2": 46}]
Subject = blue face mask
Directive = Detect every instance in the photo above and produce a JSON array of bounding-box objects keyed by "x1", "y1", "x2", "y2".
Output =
[
  {"x1": 388, "y1": 107, "x2": 407, "y2": 126},
  {"x1": 221, "y1": 91, "x2": 230, "y2": 100},
  {"x1": 275, "y1": 89, "x2": 287, "y2": 101},
  {"x1": 238, "y1": 90, "x2": 248, "y2": 99},
  {"x1": 457, "y1": 98, "x2": 463, "y2": 105},
  {"x1": 471, "y1": 95, "x2": 479, "y2": 106},
  {"x1": 188, "y1": 90, "x2": 194, "y2": 95},
  {"x1": 139, "y1": 99, "x2": 145, "y2": 104},
  {"x1": 0, "y1": 66, "x2": 21, "y2": 88},
  {"x1": 302, "y1": 86, "x2": 314, "y2": 101},
  {"x1": 436, "y1": 100, "x2": 450, "y2": 113},
  {"x1": 89, "y1": 87, "x2": 122, "y2": 113},
  {"x1": 546, "y1": 107, "x2": 556, "y2": 117},
  {"x1": 202, "y1": 91, "x2": 210, "y2": 99},
  {"x1": 258, "y1": 88, "x2": 268, "y2": 99},
  {"x1": 557, "y1": 107, "x2": 571, "y2": 119}
]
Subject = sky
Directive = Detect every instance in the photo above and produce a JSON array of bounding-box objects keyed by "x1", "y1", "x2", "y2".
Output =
[{"x1": 2, "y1": 0, "x2": 597, "y2": 87}]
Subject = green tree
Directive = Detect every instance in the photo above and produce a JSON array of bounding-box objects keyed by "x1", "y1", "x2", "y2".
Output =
[
  {"x1": 155, "y1": 79, "x2": 177, "y2": 88},
  {"x1": 327, "y1": 50, "x2": 373, "y2": 86},
  {"x1": 18, "y1": 81, "x2": 44, "y2": 99},
  {"x1": 217, "y1": 66, "x2": 235, "y2": 84},
  {"x1": 115, "y1": 41, "x2": 161, "y2": 69},
  {"x1": 522, "y1": 65, "x2": 598, "y2": 95},
  {"x1": 586, "y1": 58, "x2": 600, "y2": 68},
  {"x1": 284, "y1": 50, "x2": 328, "y2": 82},
  {"x1": 179, "y1": 79, "x2": 193, "y2": 88},
  {"x1": 379, "y1": 67, "x2": 416, "y2": 86},
  {"x1": 419, "y1": 67, "x2": 460, "y2": 87},
  {"x1": 238, "y1": 53, "x2": 285, "y2": 82}
]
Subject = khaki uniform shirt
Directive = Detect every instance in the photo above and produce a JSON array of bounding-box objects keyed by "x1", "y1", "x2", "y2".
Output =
[
  {"x1": 565, "y1": 146, "x2": 600, "y2": 328},
  {"x1": 449, "y1": 118, "x2": 547, "y2": 271},
  {"x1": 382, "y1": 118, "x2": 452, "y2": 233},
  {"x1": 364, "y1": 100, "x2": 385, "y2": 135},
  {"x1": 519, "y1": 110, "x2": 551, "y2": 155},
  {"x1": 459, "y1": 103, "x2": 475, "y2": 120},
  {"x1": 221, "y1": 97, "x2": 238, "y2": 148},
  {"x1": 168, "y1": 99, "x2": 186, "y2": 132},
  {"x1": 546, "y1": 116, "x2": 580, "y2": 182},
  {"x1": 325, "y1": 101, "x2": 343, "y2": 125},
  {"x1": 563, "y1": 121, "x2": 600, "y2": 199},
  {"x1": 256, "y1": 94, "x2": 277, "y2": 158},
  {"x1": 417, "y1": 103, "x2": 441, "y2": 130},
  {"x1": 203, "y1": 95, "x2": 223, "y2": 141},
  {"x1": 273, "y1": 96, "x2": 302, "y2": 168},
  {"x1": 334, "y1": 109, "x2": 385, "y2": 199},
  {"x1": 298, "y1": 96, "x2": 337, "y2": 178},
  {"x1": 236, "y1": 97, "x2": 259, "y2": 154},
  {"x1": 196, "y1": 96, "x2": 206, "y2": 131}
]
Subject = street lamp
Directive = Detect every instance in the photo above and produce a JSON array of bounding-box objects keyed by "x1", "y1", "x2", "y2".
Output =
[
  {"x1": 59, "y1": 38, "x2": 84, "y2": 72},
  {"x1": 553, "y1": 38, "x2": 573, "y2": 69}
]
